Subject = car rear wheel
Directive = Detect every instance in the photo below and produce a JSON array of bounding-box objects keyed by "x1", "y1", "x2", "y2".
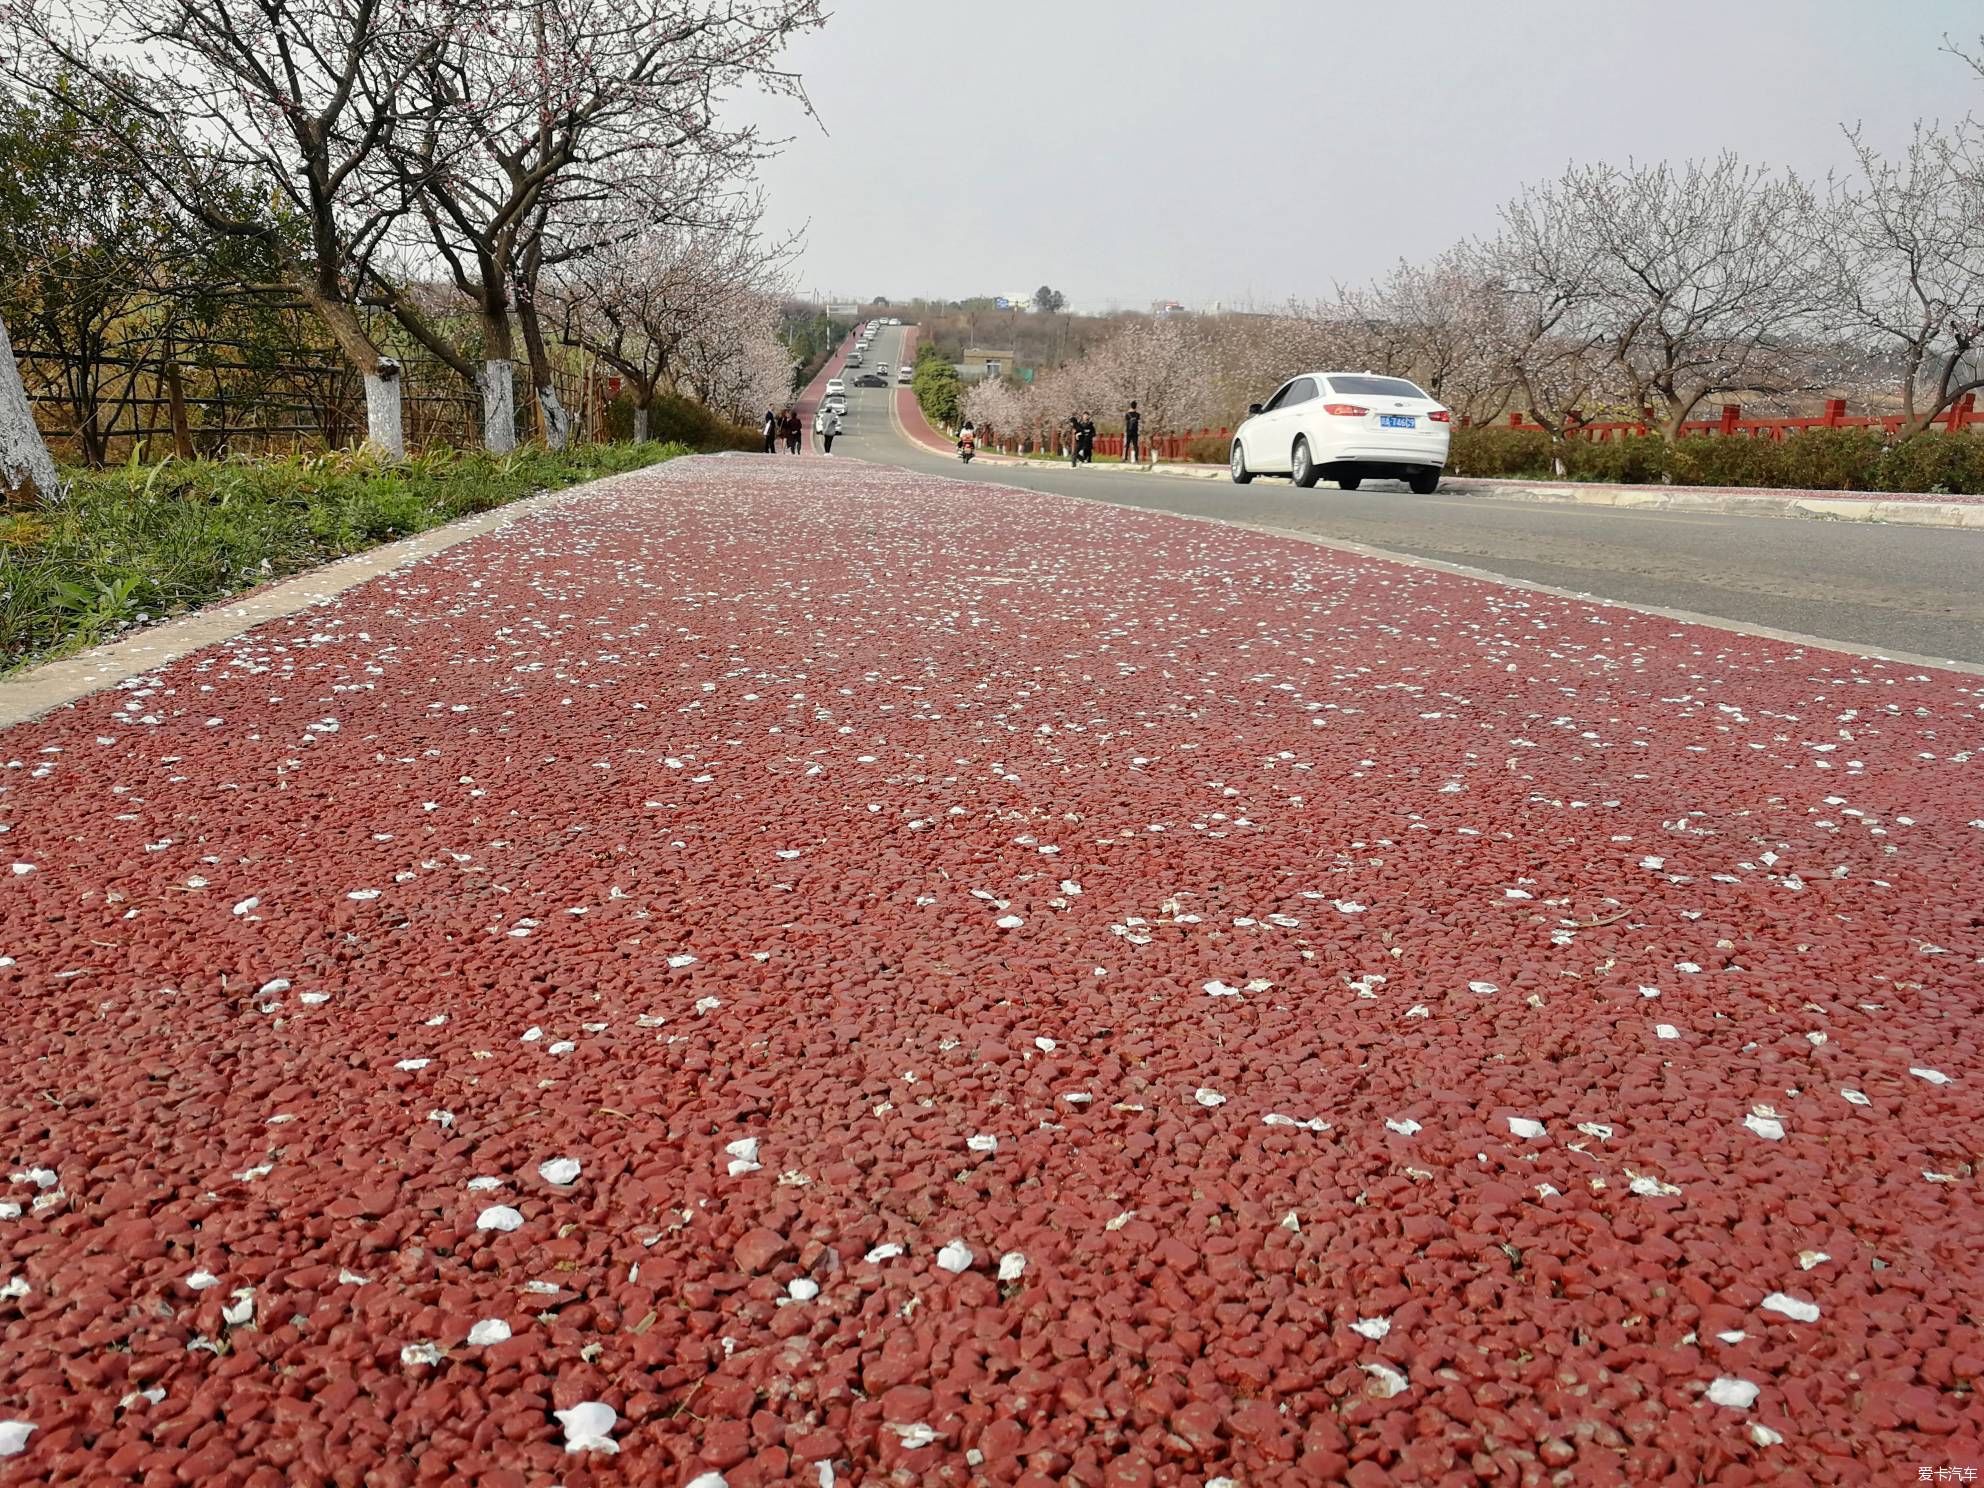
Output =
[
  {"x1": 1230, "y1": 441, "x2": 1254, "y2": 485},
  {"x1": 1291, "y1": 437, "x2": 1320, "y2": 488},
  {"x1": 1408, "y1": 471, "x2": 1439, "y2": 495},
  {"x1": 1337, "y1": 475, "x2": 1362, "y2": 491}
]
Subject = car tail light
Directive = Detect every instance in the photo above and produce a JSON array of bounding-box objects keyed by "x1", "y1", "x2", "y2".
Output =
[
  {"x1": 1427, "y1": 409, "x2": 1452, "y2": 423},
  {"x1": 1322, "y1": 403, "x2": 1368, "y2": 417}
]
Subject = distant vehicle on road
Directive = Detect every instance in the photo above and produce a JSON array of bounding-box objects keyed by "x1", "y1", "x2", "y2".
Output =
[
  {"x1": 825, "y1": 378, "x2": 845, "y2": 398},
  {"x1": 824, "y1": 392, "x2": 848, "y2": 415},
  {"x1": 888, "y1": 317, "x2": 901, "y2": 325},
  {"x1": 847, "y1": 351, "x2": 863, "y2": 367},
  {"x1": 1229, "y1": 372, "x2": 1449, "y2": 492},
  {"x1": 854, "y1": 373, "x2": 887, "y2": 388},
  {"x1": 897, "y1": 367, "x2": 912, "y2": 384}
]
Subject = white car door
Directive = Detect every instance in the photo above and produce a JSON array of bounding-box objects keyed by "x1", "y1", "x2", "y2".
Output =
[
  {"x1": 1246, "y1": 380, "x2": 1297, "y2": 470},
  {"x1": 1275, "y1": 377, "x2": 1321, "y2": 467}
]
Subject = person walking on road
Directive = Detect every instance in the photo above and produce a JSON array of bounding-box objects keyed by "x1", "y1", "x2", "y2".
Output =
[
  {"x1": 1077, "y1": 412, "x2": 1096, "y2": 466},
  {"x1": 821, "y1": 406, "x2": 841, "y2": 455},
  {"x1": 1067, "y1": 411, "x2": 1083, "y2": 467},
  {"x1": 1123, "y1": 401, "x2": 1142, "y2": 465},
  {"x1": 784, "y1": 409, "x2": 802, "y2": 455},
  {"x1": 762, "y1": 408, "x2": 778, "y2": 453}
]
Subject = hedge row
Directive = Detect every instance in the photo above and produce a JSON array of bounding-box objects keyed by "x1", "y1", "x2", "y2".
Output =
[
  {"x1": 1, "y1": 440, "x2": 691, "y2": 669},
  {"x1": 1446, "y1": 426, "x2": 1984, "y2": 495}
]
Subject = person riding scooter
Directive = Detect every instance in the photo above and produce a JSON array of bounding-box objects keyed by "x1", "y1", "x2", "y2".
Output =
[{"x1": 958, "y1": 421, "x2": 977, "y2": 464}]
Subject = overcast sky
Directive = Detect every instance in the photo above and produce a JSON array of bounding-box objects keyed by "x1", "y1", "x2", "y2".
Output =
[{"x1": 728, "y1": 0, "x2": 1982, "y2": 311}]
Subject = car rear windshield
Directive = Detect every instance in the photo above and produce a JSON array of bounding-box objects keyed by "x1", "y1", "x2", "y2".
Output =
[{"x1": 1327, "y1": 375, "x2": 1427, "y2": 398}]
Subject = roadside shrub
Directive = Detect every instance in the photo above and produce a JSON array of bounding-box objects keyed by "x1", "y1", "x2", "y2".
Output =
[
  {"x1": 1768, "y1": 428, "x2": 1886, "y2": 491},
  {"x1": 1562, "y1": 434, "x2": 1669, "y2": 484},
  {"x1": 1877, "y1": 433, "x2": 1984, "y2": 495},
  {"x1": 1665, "y1": 434, "x2": 1784, "y2": 489},
  {"x1": 1448, "y1": 426, "x2": 1554, "y2": 478},
  {"x1": 1183, "y1": 435, "x2": 1228, "y2": 465}
]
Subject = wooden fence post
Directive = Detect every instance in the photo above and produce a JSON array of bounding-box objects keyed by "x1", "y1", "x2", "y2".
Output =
[{"x1": 1719, "y1": 404, "x2": 1741, "y2": 437}]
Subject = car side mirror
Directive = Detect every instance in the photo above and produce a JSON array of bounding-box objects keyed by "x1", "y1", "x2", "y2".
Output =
[{"x1": 1248, "y1": 403, "x2": 1263, "y2": 416}]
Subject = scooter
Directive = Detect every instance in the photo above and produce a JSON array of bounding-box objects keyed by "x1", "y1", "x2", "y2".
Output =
[{"x1": 958, "y1": 438, "x2": 975, "y2": 465}]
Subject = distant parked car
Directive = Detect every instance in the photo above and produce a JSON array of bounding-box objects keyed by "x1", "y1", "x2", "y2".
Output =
[
  {"x1": 897, "y1": 366, "x2": 912, "y2": 384},
  {"x1": 1229, "y1": 372, "x2": 1449, "y2": 492}
]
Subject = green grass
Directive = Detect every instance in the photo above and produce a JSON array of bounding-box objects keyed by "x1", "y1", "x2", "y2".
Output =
[{"x1": 1, "y1": 440, "x2": 691, "y2": 671}]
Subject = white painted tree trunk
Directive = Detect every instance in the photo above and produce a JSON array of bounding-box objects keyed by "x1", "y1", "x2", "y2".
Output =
[
  {"x1": 362, "y1": 360, "x2": 405, "y2": 460},
  {"x1": 633, "y1": 404, "x2": 650, "y2": 443},
  {"x1": 0, "y1": 311, "x2": 60, "y2": 504},
  {"x1": 480, "y1": 360, "x2": 517, "y2": 454},
  {"x1": 537, "y1": 384, "x2": 573, "y2": 451}
]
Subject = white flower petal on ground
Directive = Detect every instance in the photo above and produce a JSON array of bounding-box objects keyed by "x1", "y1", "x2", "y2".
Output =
[
  {"x1": 786, "y1": 1278, "x2": 820, "y2": 1302},
  {"x1": 1743, "y1": 1108, "x2": 1785, "y2": 1141},
  {"x1": 337, "y1": 1269, "x2": 370, "y2": 1286},
  {"x1": 725, "y1": 1137, "x2": 761, "y2": 1176},
  {"x1": 1033, "y1": 1036, "x2": 1056, "y2": 1051},
  {"x1": 1350, "y1": 1317, "x2": 1390, "y2": 1341},
  {"x1": 1761, "y1": 1292, "x2": 1820, "y2": 1323},
  {"x1": 1507, "y1": 1116, "x2": 1547, "y2": 1140},
  {"x1": 864, "y1": 1242, "x2": 904, "y2": 1263},
  {"x1": 1360, "y1": 1362, "x2": 1409, "y2": 1398},
  {"x1": 1797, "y1": 1250, "x2": 1831, "y2": 1270},
  {"x1": 347, "y1": 889, "x2": 380, "y2": 901},
  {"x1": 221, "y1": 1288, "x2": 255, "y2": 1326},
  {"x1": 684, "y1": 1475, "x2": 729, "y2": 1488},
  {"x1": 966, "y1": 1134, "x2": 998, "y2": 1154},
  {"x1": 1655, "y1": 1024, "x2": 1680, "y2": 1040},
  {"x1": 936, "y1": 1239, "x2": 973, "y2": 1273},
  {"x1": 400, "y1": 1342, "x2": 444, "y2": 1367},
  {"x1": 1385, "y1": 1117, "x2": 1422, "y2": 1137},
  {"x1": 888, "y1": 1423, "x2": 939, "y2": 1449},
  {"x1": 538, "y1": 1157, "x2": 580, "y2": 1186},
  {"x1": 1628, "y1": 1172, "x2": 1682, "y2": 1197},
  {"x1": 186, "y1": 1270, "x2": 220, "y2": 1291},
  {"x1": 466, "y1": 1176, "x2": 502, "y2": 1192},
  {"x1": 1747, "y1": 1423, "x2": 1784, "y2": 1447},
  {"x1": 476, "y1": 1205, "x2": 524, "y2": 1232},
  {"x1": 0, "y1": 1421, "x2": 34, "y2": 1457},
  {"x1": 667, "y1": 953, "x2": 698, "y2": 969},
  {"x1": 1841, "y1": 1089, "x2": 1870, "y2": 1106},
  {"x1": 1203, "y1": 980, "x2": 1241, "y2": 997},
  {"x1": 1909, "y1": 1067, "x2": 1953, "y2": 1085},
  {"x1": 1468, "y1": 980, "x2": 1497, "y2": 995},
  {"x1": 693, "y1": 997, "x2": 721, "y2": 1015},
  {"x1": 1193, "y1": 1087, "x2": 1227, "y2": 1108},
  {"x1": 995, "y1": 915, "x2": 1024, "y2": 929},
  {"x1": 231, "y1": 897, "x2": 258, "y2": 915},
  {"x1": 467, "y1": 1319, "x2": 511, "y2": 1346},
  {"x1": 555, "y1": 1401, "x2": 619, "y2": 1454},
  {"x1": 997, "y1": 1251, "x2": 1026, "y2": 1282},
  {"x1": 394, "y1": 1058, "x2": 429, "y2": 1072},
  {"x1": 299, "y1": 992, "x2": 330, "y2": 1006},
  {"x1": 1706, "y1": 1377, "x2": 1760, "y2": 1409}
]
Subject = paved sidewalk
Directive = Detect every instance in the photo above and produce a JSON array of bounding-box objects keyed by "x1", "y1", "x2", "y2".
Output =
[{"x1": 1, "y1": 457, "x2": 1978, "y2": 1485}]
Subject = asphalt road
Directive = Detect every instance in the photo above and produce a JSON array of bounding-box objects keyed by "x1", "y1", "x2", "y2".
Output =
[{"x1": 828, "y1": 332, "x2": 1984, "y2": 668}]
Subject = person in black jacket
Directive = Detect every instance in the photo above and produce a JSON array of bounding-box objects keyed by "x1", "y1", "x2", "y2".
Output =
[
  {"x1": 1123, "y1": 401, "x2": 1141, "y2": 464},
  {"x1": 762, "y1": 408, "x2": 777, "y2": 453}
]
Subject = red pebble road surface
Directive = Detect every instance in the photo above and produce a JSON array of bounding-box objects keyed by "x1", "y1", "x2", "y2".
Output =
[{"x1": 2, "y1": 457, "x2": 1981, "y2": 1487}]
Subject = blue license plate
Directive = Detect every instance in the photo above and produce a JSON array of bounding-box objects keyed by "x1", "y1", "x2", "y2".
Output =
[{"x1": 1380, "y1": 415, "x2": 1416, "y2": 429}]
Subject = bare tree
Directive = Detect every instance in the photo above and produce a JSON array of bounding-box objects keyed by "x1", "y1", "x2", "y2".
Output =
[
  {"x1": 1068, "y1": 315, "x2": 1217, "y2": 438},
  {"x1": 6, "y1": 0, "x2": 453, "y2": 457},
  {"x1": 376, "y1": 0, "x2": 822, "y2": 451},
  {"x1": 1817, "y1": 116, "x2": 1984, "y2": 435},
  {"x1": 0, "y1": 311, "x2": 60, "y2": 503},
  {"x1": 552, "y1": 200, "x2": 793, "y2": 442},
  {"x1": 1562, "y1": 155, "x2": 1821, "y2": 438},
  {"x1": 1480, "y1": 193, "x2": 1615, "y2": 469}
]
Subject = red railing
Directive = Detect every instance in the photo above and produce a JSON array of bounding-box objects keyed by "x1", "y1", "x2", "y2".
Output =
[
  {"x1": 1480, "y1": 394, "x2": 1978, "y2": 442},
  {"x1": 976, "y1": 394, "x2": 1978, "y2": 465}
]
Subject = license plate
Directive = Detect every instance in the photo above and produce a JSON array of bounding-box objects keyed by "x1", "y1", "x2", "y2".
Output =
[{"x1": 1380, "y1": 414, "x2": 1416, "y2": 429}]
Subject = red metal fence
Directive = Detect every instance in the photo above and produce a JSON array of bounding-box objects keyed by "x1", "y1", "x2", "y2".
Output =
[
  {"x1": 1491, "y1": 394, "x2": 1977, "y2": 442},
  {"x1": 981, "y1": 393, "x2": 1980, "y2": 465}
]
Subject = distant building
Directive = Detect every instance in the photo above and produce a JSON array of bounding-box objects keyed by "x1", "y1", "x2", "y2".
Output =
[
  {"x1": 955, "y1": 348, "x2": 1016, "y2": 383},
  {"x1": 1150, "y1": 299, "x2": 1186, "y2": 317}
]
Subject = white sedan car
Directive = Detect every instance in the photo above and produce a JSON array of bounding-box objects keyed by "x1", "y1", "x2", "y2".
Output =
[{"x1": 1229, "y1": 372, "x2": 1450, "y2": 492}]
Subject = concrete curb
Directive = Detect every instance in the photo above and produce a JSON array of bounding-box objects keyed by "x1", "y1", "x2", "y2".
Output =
[{"x1": 966, "y1": 455, "x2": 1984, "y2": 528}]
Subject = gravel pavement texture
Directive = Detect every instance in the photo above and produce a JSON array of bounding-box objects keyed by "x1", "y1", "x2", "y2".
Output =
[{"x1": 1, "y1": 456, "x2": 1980, "y2": 1485}]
